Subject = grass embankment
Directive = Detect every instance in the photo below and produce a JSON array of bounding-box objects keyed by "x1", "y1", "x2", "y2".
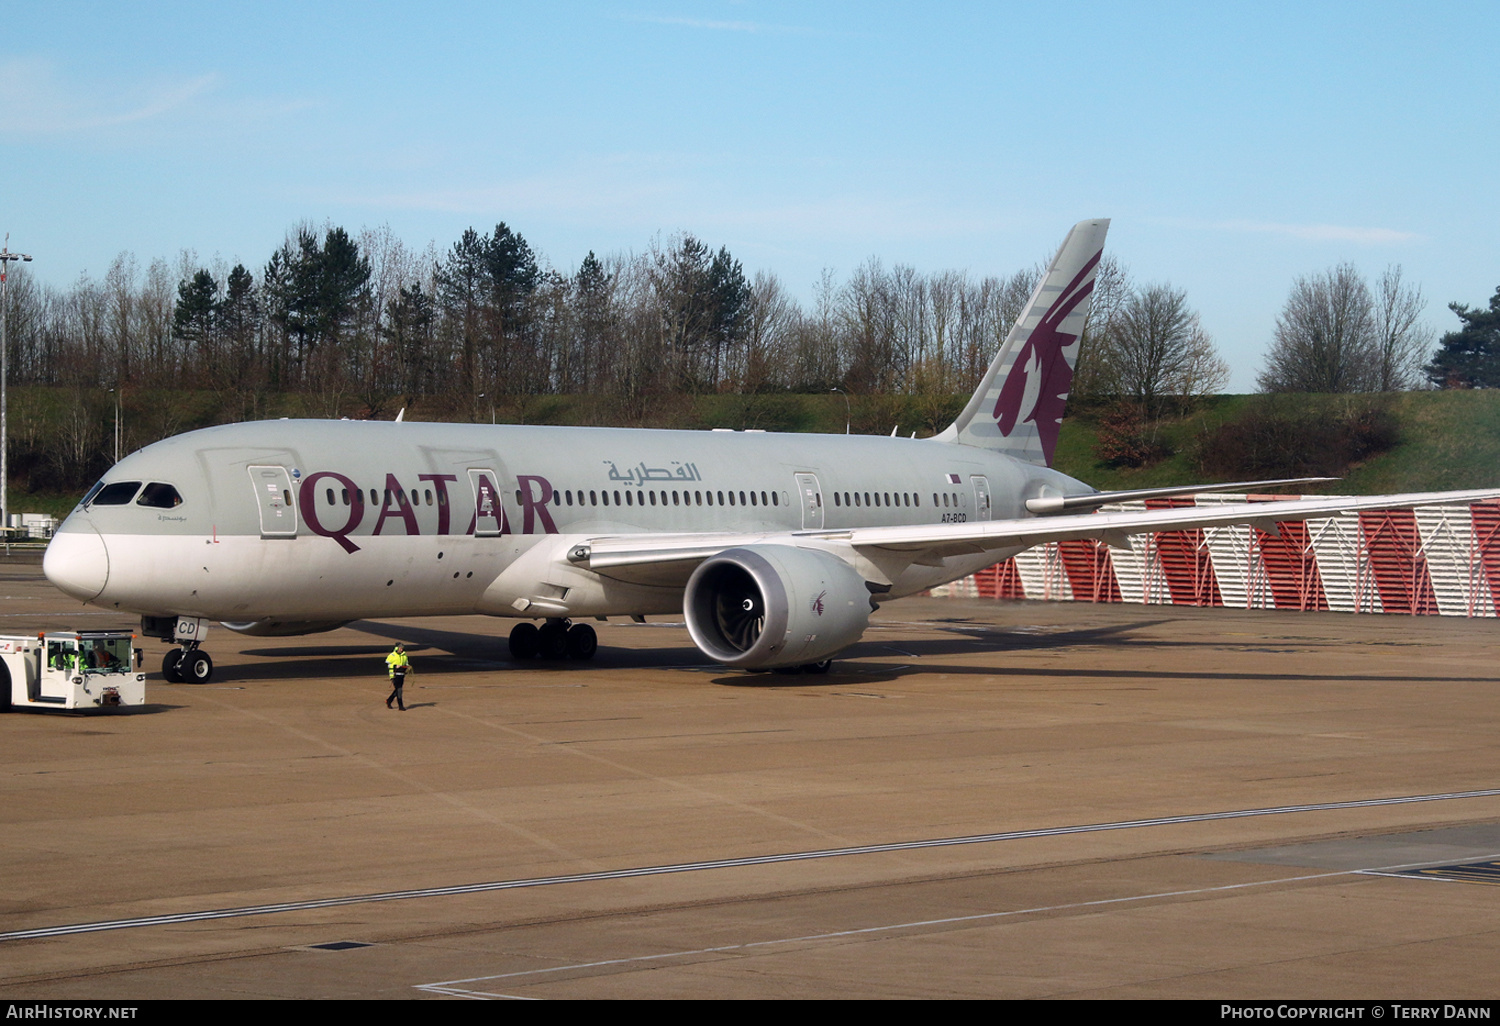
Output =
[{"x1": 1054, "y1": 392, "x2": 1500, "y2": 495}]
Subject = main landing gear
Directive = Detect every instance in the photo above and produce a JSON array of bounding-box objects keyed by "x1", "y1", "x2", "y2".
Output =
[
  {"x1": 509, "y1": 619, "x2": 597, "y2": 662},
  {"x1": 162, "y1": 643, "x2": 214, "y2": 684}
]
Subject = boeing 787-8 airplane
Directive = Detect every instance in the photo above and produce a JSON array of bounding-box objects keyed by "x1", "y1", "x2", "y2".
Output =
[{"x1": 38, "y1": 220, "x2": 1498, "y2": 684}]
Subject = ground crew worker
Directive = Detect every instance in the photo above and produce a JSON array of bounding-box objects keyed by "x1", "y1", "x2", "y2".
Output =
[{"x1": 385, "y1": 643, "x2": 410, "y2": 711}]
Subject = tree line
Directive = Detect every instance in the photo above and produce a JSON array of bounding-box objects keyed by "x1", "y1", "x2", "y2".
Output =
[
  {"x1": 0, "y1": 219, "x2": 1230, "y2": 427},
  {"x1": 11, "y1": 214, "x2": 1494, "y2": 494}
]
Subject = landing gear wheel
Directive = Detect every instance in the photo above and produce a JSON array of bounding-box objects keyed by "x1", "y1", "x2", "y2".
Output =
[
  {"x1": 566, "y1": 623, "x2": 597, "y2": 660},
  {"x1": 162, "y1": 649, "x2": 184, "y2": 683},
  {"x1": 802, "y1": 660, "x2": 833, "y2": 675},
  {"x1": 537, "y1": 621, "x2": 569, "y2": 660},
  {"x1": 181, "y1": 650, "x2": 214, "y2": 684},
  {"x1": 508, "y1": 622, "x2": 539, "y2": 660}
]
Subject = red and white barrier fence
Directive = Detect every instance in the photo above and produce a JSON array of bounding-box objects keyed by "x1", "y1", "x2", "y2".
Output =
[{"x1": 931, "y1": 494, "x2": 1500, "y2": 616}]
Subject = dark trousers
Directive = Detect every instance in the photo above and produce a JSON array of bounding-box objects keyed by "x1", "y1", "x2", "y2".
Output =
[{"x1": 387, "y1": 670, "x2": 406, "y2": 709}]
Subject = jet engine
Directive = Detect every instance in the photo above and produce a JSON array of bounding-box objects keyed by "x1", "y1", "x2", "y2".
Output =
[{"x1": 684, "y1": 545, "x2": 873, "y2": 669}]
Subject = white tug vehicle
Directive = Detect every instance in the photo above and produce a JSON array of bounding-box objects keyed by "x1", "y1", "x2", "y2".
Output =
[{"x1": 0, "y1": 630, "x2": 146, "y2": 712}]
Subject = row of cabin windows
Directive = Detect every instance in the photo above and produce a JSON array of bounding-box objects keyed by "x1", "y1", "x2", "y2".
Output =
[
  {"x1": 557, "y1": 488, "x2": 782, "y2": 509},
  {"x1": 831, "y1": 491, "x2": 964, "y2": 509},
  {"x1": 317, "y1": 485, "x2": 787, "y2": 511},
  {"x1": 835, "y1": 491, "x2": 920, "y2": 509},
  {"x1": 324, "y1": 487, "x2": 446, "y2": 508},
  {"x1": 317, "y1": 484, "x2": 966, "y2": 513}
]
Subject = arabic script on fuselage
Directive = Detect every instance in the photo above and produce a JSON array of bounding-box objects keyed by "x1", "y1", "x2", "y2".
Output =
[{"x1": 603, "y1": 460, "x2": 702, "y2": 487}]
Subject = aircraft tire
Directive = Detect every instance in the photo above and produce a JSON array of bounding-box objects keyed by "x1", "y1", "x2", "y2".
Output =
[
  {"x1": 508, "y1": 622, "x2": 539, "y2": 660},
  {"x1": 182, "y1": 650, "x2": 214, "y2": 684},
  {"x1": 162, "y1": 649, "x2": 183, "y2": 683},
  {"x1": 565, "y1": 623, "x2": 597, "y2": 660},
  {"x1": 537, "y1": 621, "x2": 569, "y2": 660},
  {"x1": 802, "y1": 660, "x2": 833, "y2": 675},
  {"x1": 0, "y1": 663, "x2": 11, "y2": 712}
]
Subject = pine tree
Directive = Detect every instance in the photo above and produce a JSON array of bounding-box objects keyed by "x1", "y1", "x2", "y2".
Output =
[
  {"x1": 1425, "y1": 287, "x2": 1500, "y2": 388},
  {"x1": 172, "y1": 269, "x2": 219, "y2": 384}
]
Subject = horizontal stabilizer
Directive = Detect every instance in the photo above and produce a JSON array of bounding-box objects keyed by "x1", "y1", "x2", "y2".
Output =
[{"x1": 1024, "y1": 477, "x2": 1338, "y2": 515}]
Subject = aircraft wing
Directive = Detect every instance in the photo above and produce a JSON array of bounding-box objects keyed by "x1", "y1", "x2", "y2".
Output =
[{"x1": 573, "y1": 488, "x2": 1500, "y2": 588}]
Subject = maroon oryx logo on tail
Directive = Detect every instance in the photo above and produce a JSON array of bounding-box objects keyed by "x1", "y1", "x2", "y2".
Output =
[{"x1": 992, "y1": 250, "x2": 1100, "y2": 463}]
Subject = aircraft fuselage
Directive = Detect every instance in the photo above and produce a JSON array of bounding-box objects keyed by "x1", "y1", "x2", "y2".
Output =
[{"x1": 44, "y1": 419, "x2": 1086, "y2": 626}]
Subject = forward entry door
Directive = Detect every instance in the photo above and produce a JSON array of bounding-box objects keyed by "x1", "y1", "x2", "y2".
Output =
[{"x1": 248, "y1": 466, "x2": 298, "y2": 538}]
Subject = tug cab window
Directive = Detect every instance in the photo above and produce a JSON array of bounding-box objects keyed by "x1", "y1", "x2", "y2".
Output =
[
  {"x1": 47, "y1": 638, "x2": 81, "y2": 672},
  {"x1": 84, "y1": 637, "x2": 131, "y2": 673},
  {"x1": 137, "y1": 483, "x2": 183, "y2": 509},
  {"x1": 88, "y1": 481, "x2": 142, "y2": 506}
]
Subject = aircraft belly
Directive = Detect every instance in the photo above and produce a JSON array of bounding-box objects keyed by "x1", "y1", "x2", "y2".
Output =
[
  {"x1": 94, "y1": 533, "x2": 512, "y2": 621},
  {"x1": 475, "y1": 533, "x2": 682, "y2": 618}
]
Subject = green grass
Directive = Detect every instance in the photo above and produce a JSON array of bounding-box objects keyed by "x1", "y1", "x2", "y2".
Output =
[{"x1": 1056, "y1": 392, "x2": 1500, "y2": 495}]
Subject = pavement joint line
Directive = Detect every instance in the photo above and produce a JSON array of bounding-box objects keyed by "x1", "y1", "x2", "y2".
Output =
[
  {"x1": 422, "y1": 854, "x2": 1500, "y2": 998},
  {"x1": 5, "y1": 786, "x2": 1500, "y2": 944}
]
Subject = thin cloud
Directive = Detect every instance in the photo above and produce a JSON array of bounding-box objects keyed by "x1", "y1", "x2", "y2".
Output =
[
  {"x1": 0, "y1": 57, "x2": 220, "y2": 134},
  {"x1": 1184, "y1": 217, "x2": 1420, "y2": 245}
]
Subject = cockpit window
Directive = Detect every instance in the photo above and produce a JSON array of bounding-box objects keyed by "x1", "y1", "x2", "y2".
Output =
[
  {"x1": 80, "y1": 481, "x2": 106, "y2": 507},
  {"x1": 137, "y1": 483, "x2": 183, "y2": 509},
  {"x1": 89, "y1": 482, "x2": 142, "y2": 506}
]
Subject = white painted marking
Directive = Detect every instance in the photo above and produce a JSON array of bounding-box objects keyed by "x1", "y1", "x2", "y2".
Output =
[
  {"x1": 418, "y1": 850, "x2": 1500, "y2": 998},
  {"x1": 6, "y1": 787, "x2": 1499, "y2": 943}
]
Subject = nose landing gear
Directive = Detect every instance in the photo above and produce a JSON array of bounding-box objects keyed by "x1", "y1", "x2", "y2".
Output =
[
  {"x1": 143, "y1": 617, "x2": 216, "y2": 684},
  {"x1": 162, "y1": 644, "x2": 214, "y2": 684}
]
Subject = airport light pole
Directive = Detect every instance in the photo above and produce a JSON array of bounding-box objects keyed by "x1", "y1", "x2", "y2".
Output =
[
  {"x1": 0, "y1": 236, "x2": 34, "y2": 543},
  {"x1": 830, "y1": 387, "x2": 850, "y2": 434}
]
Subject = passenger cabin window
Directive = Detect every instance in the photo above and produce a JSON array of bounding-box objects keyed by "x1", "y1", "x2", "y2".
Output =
[
  {"x1": 90, "y1": 481, "x2": 142, "y2": 506},
  {"x1": 137, "y1": 483, "x2": 183, "y2": 509}
]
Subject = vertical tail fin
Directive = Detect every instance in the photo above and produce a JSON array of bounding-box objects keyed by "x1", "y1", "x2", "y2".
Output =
[{"x1": 935, "y1": 219, "x2": 1109, "y2": 465}]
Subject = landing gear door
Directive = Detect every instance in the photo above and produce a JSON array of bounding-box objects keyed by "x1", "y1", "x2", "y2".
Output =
[
  {"x1": 468, "y1": 469, "x2": 506, "y2": 537},
  {"x1": 249, "y1": 466, "x2": 298, "y2": 538},
  {"x1": 794, "y1": 473, "x2": 824, "y2": 530},
  {"x1": 970, "y1": 475, "x2": 992, "y2": 522}
]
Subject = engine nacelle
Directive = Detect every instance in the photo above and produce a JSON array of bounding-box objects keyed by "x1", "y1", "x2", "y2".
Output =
[{"x1": 685, "y1": 545, "x2": 872, "y2": 669}]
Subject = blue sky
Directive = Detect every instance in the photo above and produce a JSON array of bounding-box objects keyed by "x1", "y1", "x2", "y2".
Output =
[{"x1": 4, "y1": 2, "x2": 1496, "y2": 390}]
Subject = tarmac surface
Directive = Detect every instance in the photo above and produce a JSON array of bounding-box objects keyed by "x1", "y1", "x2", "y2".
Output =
[{"x1": 3, "y1": 555, "x2": 1500, "y2": 999}]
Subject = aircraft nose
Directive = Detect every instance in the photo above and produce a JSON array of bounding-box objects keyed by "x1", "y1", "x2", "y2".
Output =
[{"x1": 44, "y1": 523, "x2": 110, "y2": 602}]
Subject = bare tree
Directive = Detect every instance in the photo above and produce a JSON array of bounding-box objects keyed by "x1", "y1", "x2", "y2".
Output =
[
  {"x1": 1258, "y1": 263, "x2": 1378, "y2": 393},
  {"x1": 739, "y1": 270, "x2": 794, "y2": 392},
  {"x1": 1107, "y1": 283, "x2": 1227, "y2": 417},
  {"x1": 1071, "y1": 254, "x2": 1129, "y2": 401},
  {"x1": 1372, "y1": 265, "x2": 1432, "y2": 391}
]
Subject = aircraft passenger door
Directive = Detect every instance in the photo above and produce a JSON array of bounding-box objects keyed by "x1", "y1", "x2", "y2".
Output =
[
  {"x1": 467, "y1": 469, "x2": 505, "y2": 537},
  {"x1": 248, "y1": 466, "x2": 298, "y2": 538},
  {"x1": 970, "y1": 475, "x2": 992, "y2": 522},
  {"x1": 794, "y1": 473, "x2": 824, "y2": 530}
]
